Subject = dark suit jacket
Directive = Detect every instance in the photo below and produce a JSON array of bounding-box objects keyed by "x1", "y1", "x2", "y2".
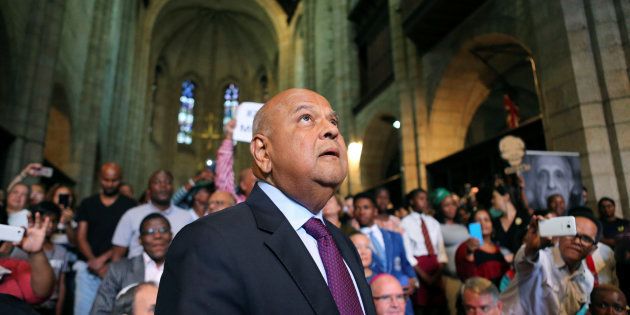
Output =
[
  {"x1": 90, "y1": 255, "x2": 144, "y2": 315},
  {"x1": 156, "y1": 185, "x2": 376, "y2": 315}
]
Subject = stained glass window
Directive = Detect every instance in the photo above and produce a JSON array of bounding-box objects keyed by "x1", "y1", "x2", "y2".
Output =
[
  {"x1": 223, "y1": 83, "x2": 239, "y2": 125},
  {"x1": 177, "y1": 80, "x2": 196, "y2": 144}
]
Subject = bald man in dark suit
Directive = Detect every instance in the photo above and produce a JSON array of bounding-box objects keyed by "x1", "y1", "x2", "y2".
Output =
[{"x1": 156, "y1": 89, "x2": 375, "y2": 315}]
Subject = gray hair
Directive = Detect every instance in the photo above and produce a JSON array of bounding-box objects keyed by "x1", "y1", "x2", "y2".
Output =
[{"x1": 460, "y1": 277, "x2": 500, "y2": 304}]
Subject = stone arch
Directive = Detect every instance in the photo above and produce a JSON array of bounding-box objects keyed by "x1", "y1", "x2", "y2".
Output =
[
  {"x1": 426, "y1": 33, "x2": 536, "y2": 163},
  {"x1": 44, "y1": 84, "x2": 72, "y2": 173},
  {"x1": 359, "y1": 113, "x2": 401, "y2": 190}
]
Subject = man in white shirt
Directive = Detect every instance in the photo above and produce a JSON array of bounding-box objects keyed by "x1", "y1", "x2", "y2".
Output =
[
  {"x1": 91, "y1": 213, "x2": 171, "y2": 315},
  {"x1": 500, "y1": 208, "x2": 601, "y2": 315},
  {"x1": 111, "y1": 170, "x2": 192, "y2": 260}
]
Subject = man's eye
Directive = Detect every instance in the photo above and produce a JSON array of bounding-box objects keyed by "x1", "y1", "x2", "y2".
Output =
[{"x1": 300, "y1": 114, "x2": 312, "y2": 122}]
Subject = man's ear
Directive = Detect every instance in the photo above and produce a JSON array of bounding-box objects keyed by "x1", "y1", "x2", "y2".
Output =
[{"x1": 250, "y1": 135, "x2": 272, "y2": 175}]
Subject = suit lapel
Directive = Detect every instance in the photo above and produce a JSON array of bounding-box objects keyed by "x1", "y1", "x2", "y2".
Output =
[
  {"x1": 381, "y1": 228, "x2": 394, "y2": 272},
  {"x1": 248, "y1": 185, "x2": 339, "y2": 315},
  {"x1": 329, "y1": 222, "x2": 377, "y2": 315},
  {"x1": 131, "y1": 255, "x2": 145, "y2": 284}
]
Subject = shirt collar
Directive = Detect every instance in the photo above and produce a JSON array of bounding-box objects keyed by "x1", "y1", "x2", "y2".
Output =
[
  {"x1": 258, "y1": 181, "x2": 324, "y2": 231},
  {"x1": 360, "y1": 224, "x2": 379, "y2": 234},
  {"x1": 148, "y1": 201, "x2": 173, "y2": 215}
]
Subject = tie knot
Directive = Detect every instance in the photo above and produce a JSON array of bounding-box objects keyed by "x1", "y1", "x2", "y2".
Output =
[{"x1": 302, "y1": 217, "x2": 330, "y2": 240}]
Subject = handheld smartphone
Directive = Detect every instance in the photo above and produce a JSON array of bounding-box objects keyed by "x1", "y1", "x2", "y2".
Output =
[
  {"x1": 58, "y1": 193, "x2": 70, "y2": 208},
  {"x1": 539, "y1": 216, "x2": 577, "y2": 237},
  {"x1": 36, "y1": 167, "x2": 53, "y2": 178},
  {"x1": 468, "y1": 222, "x2": 484, "y2": 245},
  {"x1": 0, "y1": 224, "x2": 25, "y2": 243}
]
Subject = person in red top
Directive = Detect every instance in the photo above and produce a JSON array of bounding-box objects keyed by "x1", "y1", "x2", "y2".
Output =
[
  {"x1": 0, "y1": 213, "x2": 54, "y2": 304},
  {"x1": 456, "y1": 209, "x2": 510, "y2": 287}
]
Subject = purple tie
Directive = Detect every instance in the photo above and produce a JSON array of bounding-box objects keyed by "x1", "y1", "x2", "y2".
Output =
[{"x1": 302, "y1": 217, "x2": 363, "y2": 315}]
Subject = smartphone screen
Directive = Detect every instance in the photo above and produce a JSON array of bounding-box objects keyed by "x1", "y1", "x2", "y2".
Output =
[
  {"x1": 468, "y1": 222, "x2": 484, "y2": 245},
  {"x1": 58, "y1": 194, "x2": 70, "y2": 208}
]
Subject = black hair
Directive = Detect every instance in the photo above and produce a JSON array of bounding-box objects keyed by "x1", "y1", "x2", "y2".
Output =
[
  {"x1": 405, "y1": 188, "x2": 427, "y2": 209},
  {"x1": 31, "y1": 201, "x2": 61, "y2": 219},
  {"x1": 139, "y1": 213, "x2": 171, "y2": 232},
  {"x1": 597, "y1": 197, "x2": 615, "y2": 216},
  {"x1": 353, "y1": 192, "x2": 376, "y2": 207},
  {"x1": 567, "y1": 206, "x2": 602, "y2": 243}
]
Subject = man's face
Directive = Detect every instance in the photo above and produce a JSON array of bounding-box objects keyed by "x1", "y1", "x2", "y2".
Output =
[
  {"x1": 100, "y1": 167, "x2": 122, "y2": 196},
  {"x1": 559, "y1": 217, "x2": 598, "y2": 266},
  {"x1": 600, "y1": 200, "x2": 616, "y2": 218},
  {"x1": 7, "y1": 184, "x2": 28, "y2": 210},
  {"x1": 376, "y1": 190, "x2": 391, "y2": 212},
  {"x1": 259, "y1": 90, "x2": 348, "y2": 194},
  {"x1": 534, "y1": 156, "x2": 573, "y2": 209},
  {"x1": 410, "y1": 192, "x2": 428, "y2": 212},
  {"x1": 590, "y1": 289, "x2": 628, "y2": 315},
  {"x1": 192, "y1": 190, "x2": 210, "y2": 214},
  {"x1": 148, "y1": 172, "x2": 173, "y2": 206},
  {"x1": 140, "y1": 218, "x2": 172, "y2": 262},
  {"x1": 133, "y1": 285, "x2": 158, "y2": 315},
  {"x1": 462, "y1": 290, "x2": 502, "y2": 315},
  {"x1": 372, "y1": 277, "x2": 406, "y2": 315},
  {"x1": 208, "y1": 191, "x2": 235, "y2": 214},
  {"x1": 354, "y1": 198, "x2": 377, "y2": 227},
  {"x1": 549, "y1": 195, "x2": 566, "y2": 215}
]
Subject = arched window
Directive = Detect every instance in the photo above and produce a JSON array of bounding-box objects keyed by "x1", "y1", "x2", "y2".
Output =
[
  {"x1": 223, "y1": 83, "x2": 239, "y2": 125},
  {"x1": 177, "y1": 80, "x2": 196, "y2": 144}
]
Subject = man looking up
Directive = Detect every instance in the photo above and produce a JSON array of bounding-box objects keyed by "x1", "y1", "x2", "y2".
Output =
[
  {"x1": 156, "y1": 88, "x2": 376, "y2": 314},
  {"x1": 111, "y1": 170, "x2": 192, "y2": 260},
  {"x1": 500, "y1": 208, "x2": 601, "y2": 314},
  {"x1": 74, "y1": 162, "x2": 138, "y2": 315}
]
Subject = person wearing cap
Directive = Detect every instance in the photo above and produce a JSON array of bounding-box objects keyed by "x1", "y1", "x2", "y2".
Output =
[{"x1": 500, "y1": 207, "x2": 601, "y2": 315}]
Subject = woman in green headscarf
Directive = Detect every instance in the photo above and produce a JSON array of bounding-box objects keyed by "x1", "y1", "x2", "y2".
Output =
[{"x1": 431, "y1": 188, "x2": 469, "y2": 277}]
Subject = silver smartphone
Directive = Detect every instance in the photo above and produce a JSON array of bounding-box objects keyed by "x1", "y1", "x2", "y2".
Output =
[
  {"x1": 36, "y1": 167, "x2": 53, "y2": 178},
  {"x1": 539, "y1": 216, "x2": 577, "y2": 237},
  {"x1": 0, "y1": 224, "x2": 25, "y2": 243}
]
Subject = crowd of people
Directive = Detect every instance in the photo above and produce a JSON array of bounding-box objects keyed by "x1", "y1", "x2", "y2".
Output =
[{"x1": 0, "y1": 87, "x2": 629, "y2": 315}]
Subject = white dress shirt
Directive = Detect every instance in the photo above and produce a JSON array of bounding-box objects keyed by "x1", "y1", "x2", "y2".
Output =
[
  {"x1": 258, "y1": 182, "x2": 365, "y2": 314},
  {"x1": 360, "y1": 224, "x2": 385, "y2": 250},
  {"x1": 500, "y1": 245, "x2": 594, "y2": 315},
  {"x1": 142, "y1": 252, "x2": 164, "y2": 286},
  {"x1": 400, "y1": 212, "x2": 448, "y2": 266}
]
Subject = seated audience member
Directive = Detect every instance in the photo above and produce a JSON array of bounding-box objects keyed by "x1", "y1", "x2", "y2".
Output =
[
  {"x1": 500, "y1": 208, "x2": 601, "y2": 314},
  {"x1": 432, "y1": 188, "x2": 469, "y2": 276},
  {"x1": 91, "y1": 213, "x2": 171, "y2": 315},
  {"x1": 586, "y1": 284, "x2": 628, "y2": 315},
  {"x1": 401, "y1": 189, "x2": 449, "y2": 314},
  {"x1": 207, "y1": 190, "x2": 236, "y2": 215},
  {"x1": 12, "y1": 202, "x2": 70, "y2": 314},
  {"x1": 5, "y1": 183, "x2": 31, "y2": 228},
  {"x1": 0, "y1": 213, "x2": 54, "y2": 304},
  {"x1": 547, "y1": 193, "x2": 567, "y2": 217},
  {"x1": 29, "y1": 184, "x2": 46, "y2": 207},
  {"x1": 111, "y1": 282, "x2": 158, "y2": 315},
  {"x1": 598, "y1": 197, "x2": 629, "y2": 248},
  {"x1": 323, "y1": 195, "x2": 356, "y2": 236},
  {"x1": 189, "y1": 188, "x2": 210, "y2": 220},
  {"x1": 371, "y1": 274, "x2": 406, "y2": 315},
  {"x1": 170, "y1": 168, "x2": 214, "y2": 209},
  {"x1": 112, "y1": 170, "x2": 191, "y2": 260},
  {"x1": 350, "y1": 233, "x2": 380, "y2": 283},
  {"x1": 459, "y1": 277, "x2": 503, "y2": 315},
  {"x1": 374, "y1": 187, "x2": 404, "y2": 234},
  {"x1": 456, "y1": 209, "x2": 509, "y2": 286},
  {"x1": 46, "y1": 183, "x2": 77, "y2": 245},
  {"x1": 119, "y1": 183, "x2": 135, "y2": 200}
]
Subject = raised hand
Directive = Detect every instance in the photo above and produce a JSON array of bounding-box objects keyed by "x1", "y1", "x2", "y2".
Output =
[{"x1": 20, "y1": 212, "x2": 50, "y2": 254}]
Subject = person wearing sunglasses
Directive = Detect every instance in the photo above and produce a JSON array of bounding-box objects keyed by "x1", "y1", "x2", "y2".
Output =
[
  {"x1": 500, "y1": 207, "x2": 601, "y2": 315},
  {"x1": 91, "y1": 213, "x2": 172, "y2": 315}
]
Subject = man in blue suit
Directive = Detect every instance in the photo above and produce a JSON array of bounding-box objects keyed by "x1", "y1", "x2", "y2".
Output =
[{"x1": 354, "y1": 193, "x2": 416, "y2": 314}]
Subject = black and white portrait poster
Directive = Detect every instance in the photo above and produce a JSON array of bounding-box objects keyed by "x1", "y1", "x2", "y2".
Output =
[{"x1": 522, "y1": 150, "x2": 583, "y2": 211}]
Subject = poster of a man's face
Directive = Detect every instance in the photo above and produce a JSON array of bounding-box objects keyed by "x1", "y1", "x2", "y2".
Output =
[{"x1": 522, "y1": 151, "x2": 583, "y2": 212}]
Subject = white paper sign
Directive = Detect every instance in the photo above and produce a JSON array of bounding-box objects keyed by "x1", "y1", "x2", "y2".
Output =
[{"x1": 233, "y1": 102, "x2": 264, "y2": 143}]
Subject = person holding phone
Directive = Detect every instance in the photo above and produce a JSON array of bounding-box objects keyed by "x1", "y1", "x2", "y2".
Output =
[
  {"x1": 500, "y1": 208, "x2": 601, "y2": 315},
  {"x1": 46, "y1": 184, "x2": 77, "y2": 245},
  {"x1": 455, "y1": 209, "x2": 509, "y2": 287}
]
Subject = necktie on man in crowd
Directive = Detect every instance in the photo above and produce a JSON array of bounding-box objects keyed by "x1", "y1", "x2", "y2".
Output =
[
  {"x1": 368, "y1": 231, "x2": 386, "y2": 269},
  {"x1": 303, "y1": 217, "x2": 364, "y2": 315},
  {"x1": 420, "y1": 218, "x2": 435, "y2": 256}
]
